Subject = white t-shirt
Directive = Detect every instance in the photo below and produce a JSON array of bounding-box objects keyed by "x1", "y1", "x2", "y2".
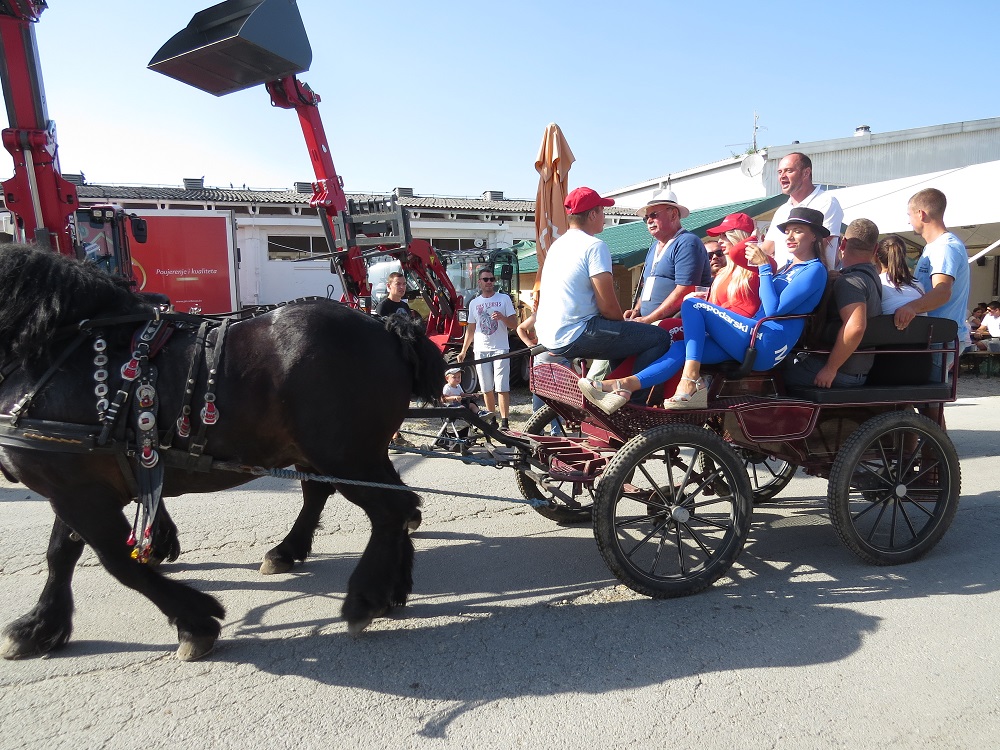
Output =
[
  {"x1": 468, "y1": 292, "x2": 515, "y2": 352},
  {"x1": 878, "y1": 271, "x2": 924, "y2": 315},
  {"x1": 982, "y1": 313, "x2": 1000, "y2": 338},
  {"x1": 765, "y1": 185, "x2": 844, "y2": 268},
  {"x1": 535, "y1": 228, "x2": 613, "y2": 349}
]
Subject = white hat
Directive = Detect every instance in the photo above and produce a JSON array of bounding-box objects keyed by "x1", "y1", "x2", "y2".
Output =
[
  {"x1": 445, "y1": 367, "x2": 461, "y2": 376},
  {"x1": 636, "y1": 188, "x2": 690, "y2": 220}
]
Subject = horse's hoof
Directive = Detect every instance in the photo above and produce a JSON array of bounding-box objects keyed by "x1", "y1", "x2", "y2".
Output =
[
  {"x1": 406, "y1": 510, "x2": 422, "y2": 532},
  {"x1": 176, "y1": 634, "x2": 217, "y2": 662},
  {"x1": 346, "y1": 617, "x2": 373, "y2": 636},
  {"x1": 1, "y1": 634, "x2": 36, "y2": 660},
  {"x1": 259, "y1": 555, "x2": 294, "y2": 575}
]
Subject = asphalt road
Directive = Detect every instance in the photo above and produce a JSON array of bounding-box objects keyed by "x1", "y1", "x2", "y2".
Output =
[{"x1": 1, "y1": 389, "x2": 999, "y2": 749}]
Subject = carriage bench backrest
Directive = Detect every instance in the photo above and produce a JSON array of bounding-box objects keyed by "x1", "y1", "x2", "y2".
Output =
[{"x1": 785, "y1": 315, "x2": 958, "y2": 404}]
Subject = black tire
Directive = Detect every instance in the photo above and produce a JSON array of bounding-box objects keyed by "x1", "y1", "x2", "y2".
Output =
[
  {"x1": 508, "y1": 337, "x2": 531, "y2": 388},
  {"x1": 738, "y1": 449, "x2": 797, "y2": 504},
  {"x1": 594, "y1": 424, "x2": 753, "y2": 598},
  {"x1": 827, "y1": 411, "x2": 960, "y2": 565},
  {"x1": 515, "y1": 405, "x2": 593, "y2": 524}
]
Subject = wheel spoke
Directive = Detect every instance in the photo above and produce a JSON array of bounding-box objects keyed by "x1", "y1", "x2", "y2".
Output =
[
  {"x1": 622, "y1": 517, "x2": 669, "y2": 556},
  {"x1": 673, "y1": 524, "x2": 686, "y2": 575},
  {"x1": 688, "y1": 513, "x2": 732, "y2": 532},
  {"x1": 861, "y1": 498, "x2": 891, "y2": 542},
  {"x1": 637, "y1": 457, "x2": 676, "y2": 508},
  {"x1": 682, "y1": 522, "x2": 715, "y2": 559},
  {"x1": 896, "y1": 499, "x2": 919, "y2": 542}
]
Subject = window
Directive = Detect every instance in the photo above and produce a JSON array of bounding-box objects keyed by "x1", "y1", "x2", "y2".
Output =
[
  {"x1": 428, "y1": 238, "x2": 486, "y2": 251},
  {"x1": 267, "y1": 235, "x2": 330, "y2": 261}
]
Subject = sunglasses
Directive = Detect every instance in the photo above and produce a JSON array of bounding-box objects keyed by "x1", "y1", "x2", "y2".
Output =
[
  {"x1": 709, "y1": 250, "x2": 725, "y2": 258},
  {"x1": 480, "y1": 277, "x2": 495, "y2": 282}
]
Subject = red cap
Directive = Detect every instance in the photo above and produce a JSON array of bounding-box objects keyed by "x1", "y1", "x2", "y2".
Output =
[
  {"x1": 706, "y1": 212, "x2": 755, "y2": 236},
  {"x1": 564, "y1": 187, "x2": 615, "y2": 215}
]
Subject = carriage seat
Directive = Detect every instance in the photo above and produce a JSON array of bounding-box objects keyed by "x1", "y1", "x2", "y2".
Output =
[{"x1": 784, "y1": 315, "x2": 957, "y2": 404}]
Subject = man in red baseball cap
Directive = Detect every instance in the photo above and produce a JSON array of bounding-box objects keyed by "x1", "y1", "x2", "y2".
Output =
[
  {"x1": 534, "y1": 186, "x2": 672, "y2": 398},
  {"x1": 563, "y1": 186, "x2": 615, "y2": 214}
]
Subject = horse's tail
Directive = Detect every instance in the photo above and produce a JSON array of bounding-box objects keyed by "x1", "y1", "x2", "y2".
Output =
[{"x1": 383, "y1": 313, "x2": 446, "y2": 404}]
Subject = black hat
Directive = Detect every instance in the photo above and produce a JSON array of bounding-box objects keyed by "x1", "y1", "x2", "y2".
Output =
[{"x1": 776, "y1": 206, "x2": 830, "y2": 238}]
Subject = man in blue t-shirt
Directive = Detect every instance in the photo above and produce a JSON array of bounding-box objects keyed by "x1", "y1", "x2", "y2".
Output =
[
  {"x1": 894, "y1": 188, "x2": 971, "y2": 349},
  {"x1": 894, "y1": 188, "x2": 970, "y2": 424},
  {"x1": 626, "y1": 189, "x2": 712, "y2": 324}
]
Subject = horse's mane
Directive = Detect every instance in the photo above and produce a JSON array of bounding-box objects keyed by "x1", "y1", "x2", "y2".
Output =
[{"x1": 0, "y1": 242, "x2": 152, "y2": 363}]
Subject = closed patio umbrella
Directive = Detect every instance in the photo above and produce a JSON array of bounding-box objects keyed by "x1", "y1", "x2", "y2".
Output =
[{"x1": 533, "y1": 123, "x2": 575, "y2": 295}]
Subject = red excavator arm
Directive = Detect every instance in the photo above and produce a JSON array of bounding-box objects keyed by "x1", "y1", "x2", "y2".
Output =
[
  {"x1": 149, "y1": 0, "x2": 464, "y2": 345},
  {"x1": 0, "y1": 0, "x2": 80, "y2": 255}
]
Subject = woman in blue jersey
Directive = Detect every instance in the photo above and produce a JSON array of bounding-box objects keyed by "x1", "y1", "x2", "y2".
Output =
[{"x1": 579, "y1": 206, "x2": 830, "y2": 413}]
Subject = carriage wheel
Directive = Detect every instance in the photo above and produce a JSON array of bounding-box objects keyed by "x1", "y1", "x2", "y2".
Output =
[
  {"x1": 827, "y1": 410, "x2": 960, "y2": 565},
  {"x1": 594, "y1": 424, "x2": 753, "y2": 598},
  {"x1": 515, "y1": 405, "x2": 593, "y2": 524},
  {"x1": 738, "y1": 449, "x2": 797, "y2": 504}
]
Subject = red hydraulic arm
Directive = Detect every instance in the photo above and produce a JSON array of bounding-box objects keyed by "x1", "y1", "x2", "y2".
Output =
[
  {"x1": 0, "y1": 1, "x2": 80, "y2": 255},
  {"x1": 264, "y1": 75, "x2": 463, "y2": 345}
]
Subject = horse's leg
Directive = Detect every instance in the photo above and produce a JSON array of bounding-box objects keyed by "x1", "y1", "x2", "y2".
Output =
[
  {"x1": 260, "y1": 478, "x2": 335, "y2": 575},
  {"x1": 53, "y1": 494, "x2": 226, "y2": 661},
  {"x1": 147, "y1": 502, "x2": 181, "y2": 567},
  {"x1": 337, "y1": 460, "x2": 420, "y2": 634},
  {"x1": 1, "y1": 517, "x2": 84, "y2": 659}
]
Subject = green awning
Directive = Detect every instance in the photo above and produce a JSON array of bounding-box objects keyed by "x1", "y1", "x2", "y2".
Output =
[
  {"x1": 517, "y1": 194, "x2": 789, "y2": 273},
  {"x1": 596, "y1": 194, "x2": 789, "y2": 269}
]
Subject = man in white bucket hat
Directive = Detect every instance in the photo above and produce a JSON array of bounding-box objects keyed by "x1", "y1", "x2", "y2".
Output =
[{"x1": 628, "y1": 189, "x2": 712, "y2": 324}]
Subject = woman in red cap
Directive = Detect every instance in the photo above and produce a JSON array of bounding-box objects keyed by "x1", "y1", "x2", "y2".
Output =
[{"x1": 706, "y1": 212, "x2": 776, "y2": 318}]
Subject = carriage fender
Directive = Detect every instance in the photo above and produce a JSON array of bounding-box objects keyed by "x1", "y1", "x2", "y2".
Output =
[{"x1": 730, "y1": 402, "x2": 818, "y2": 442}]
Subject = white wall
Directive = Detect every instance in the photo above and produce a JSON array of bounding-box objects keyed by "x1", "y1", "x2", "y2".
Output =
[{"x1": 606, "y1": 159, "x2": 766, "y2": 211}]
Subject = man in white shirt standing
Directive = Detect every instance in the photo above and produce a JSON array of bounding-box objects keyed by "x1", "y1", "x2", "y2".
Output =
[
  {"x1": 457, "y1": 268, "x2": 518, "y2": 429},
  {"x1": 762, "y1": 152, "x2": 844, "y2": 269},
  {"x1": 534, "y1": 186, "x2": 671, "y2": 401}
]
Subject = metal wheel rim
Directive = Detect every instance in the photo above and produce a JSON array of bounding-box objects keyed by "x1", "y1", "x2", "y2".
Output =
[
  {"x1": 611, "y1": 444, "x2": 743, "y2": 584},
  {"x1": 845, "y1": 425, "x2": 952, "y2": 555}
]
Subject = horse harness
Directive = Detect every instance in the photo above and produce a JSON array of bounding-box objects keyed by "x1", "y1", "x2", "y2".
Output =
[{"x1": 0, "y1": 311, "x2": 231, "y2": 562}]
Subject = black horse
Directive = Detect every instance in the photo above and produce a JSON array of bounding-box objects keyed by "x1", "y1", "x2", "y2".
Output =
[{"x1": 0, "y1": 243, "x2": 444, "y2": 660}]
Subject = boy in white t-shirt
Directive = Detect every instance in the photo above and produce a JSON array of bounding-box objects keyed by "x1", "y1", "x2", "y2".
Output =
[{"x1": 457, "y1": 269, "x2": 517, "y2": 430}]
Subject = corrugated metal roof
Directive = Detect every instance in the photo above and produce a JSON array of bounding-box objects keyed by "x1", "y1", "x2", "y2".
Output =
[
  {"x1": 518, "y1": 195, "x2": 787, "y2": 273},
  {"x1": 74, "y1": 183, "x2": 637, "y2": 217}
]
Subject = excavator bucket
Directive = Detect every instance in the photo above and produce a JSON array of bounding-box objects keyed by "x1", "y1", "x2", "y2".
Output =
[{"x1": 148, "y1": 0, "x2": 311, "y2": 96}]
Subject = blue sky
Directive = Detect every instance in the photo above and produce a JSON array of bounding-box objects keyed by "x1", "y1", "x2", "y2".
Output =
[{"x1": 7, "y1": 0, "x2": 998, "y2": 200}]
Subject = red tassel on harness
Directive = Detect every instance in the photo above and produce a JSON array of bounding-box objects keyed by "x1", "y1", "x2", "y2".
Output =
[
  {"x1": 140, "y1": 445, "x2": 159, "y2": 468},
  {"x1": 201, "y1": 401, "x2": 219, "y2": 425},
  {"x1": 121, "y1": 358, "x2": 140, "y2": 381},
  {"x1": 176, "y1": 413, "x2": 191, "y2": 438}
]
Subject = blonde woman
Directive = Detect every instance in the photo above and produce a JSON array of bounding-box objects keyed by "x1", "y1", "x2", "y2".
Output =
[{"x1": 706, "y1": 212, "x2": 776, "y2": 318}]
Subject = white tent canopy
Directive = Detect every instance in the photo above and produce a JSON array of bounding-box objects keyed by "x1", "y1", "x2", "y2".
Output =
[{"x1": 828, "y1": 160, "x2": 1000, "y2": 256}]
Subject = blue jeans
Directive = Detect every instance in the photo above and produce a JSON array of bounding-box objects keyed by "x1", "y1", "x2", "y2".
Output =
[
  {"x1": 782, "y1": 353, "x2": 867, "y2": 388},
  {"x1": 551, "y1": 317, "x2": 672, "y2": 374}
]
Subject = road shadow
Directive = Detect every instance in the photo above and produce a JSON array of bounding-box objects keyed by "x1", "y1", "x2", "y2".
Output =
[{"x1": 165, "y1": 488, "x2": 996, "y2": 738}]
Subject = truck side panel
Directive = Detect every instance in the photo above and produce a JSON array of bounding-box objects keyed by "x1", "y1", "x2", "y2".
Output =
[{"x1": 130, "y1": 210, "x2": 238, "y2": 313}]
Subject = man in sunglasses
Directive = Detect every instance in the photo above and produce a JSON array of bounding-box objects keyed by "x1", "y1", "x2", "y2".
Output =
[
  {"x1": 457, "y1": 267, "x2": 518, "y2": 429},
  {"x1": 705, "y1": 240, "x2": 726, "y2": 277},
  {"x1": 627, "y1": 189, "x2": 712, "y2": 324}
]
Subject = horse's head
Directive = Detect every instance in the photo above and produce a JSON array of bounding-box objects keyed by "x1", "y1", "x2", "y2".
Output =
[{"x1": 0, "y1": 242, "x2": 153, "y2": 364}]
